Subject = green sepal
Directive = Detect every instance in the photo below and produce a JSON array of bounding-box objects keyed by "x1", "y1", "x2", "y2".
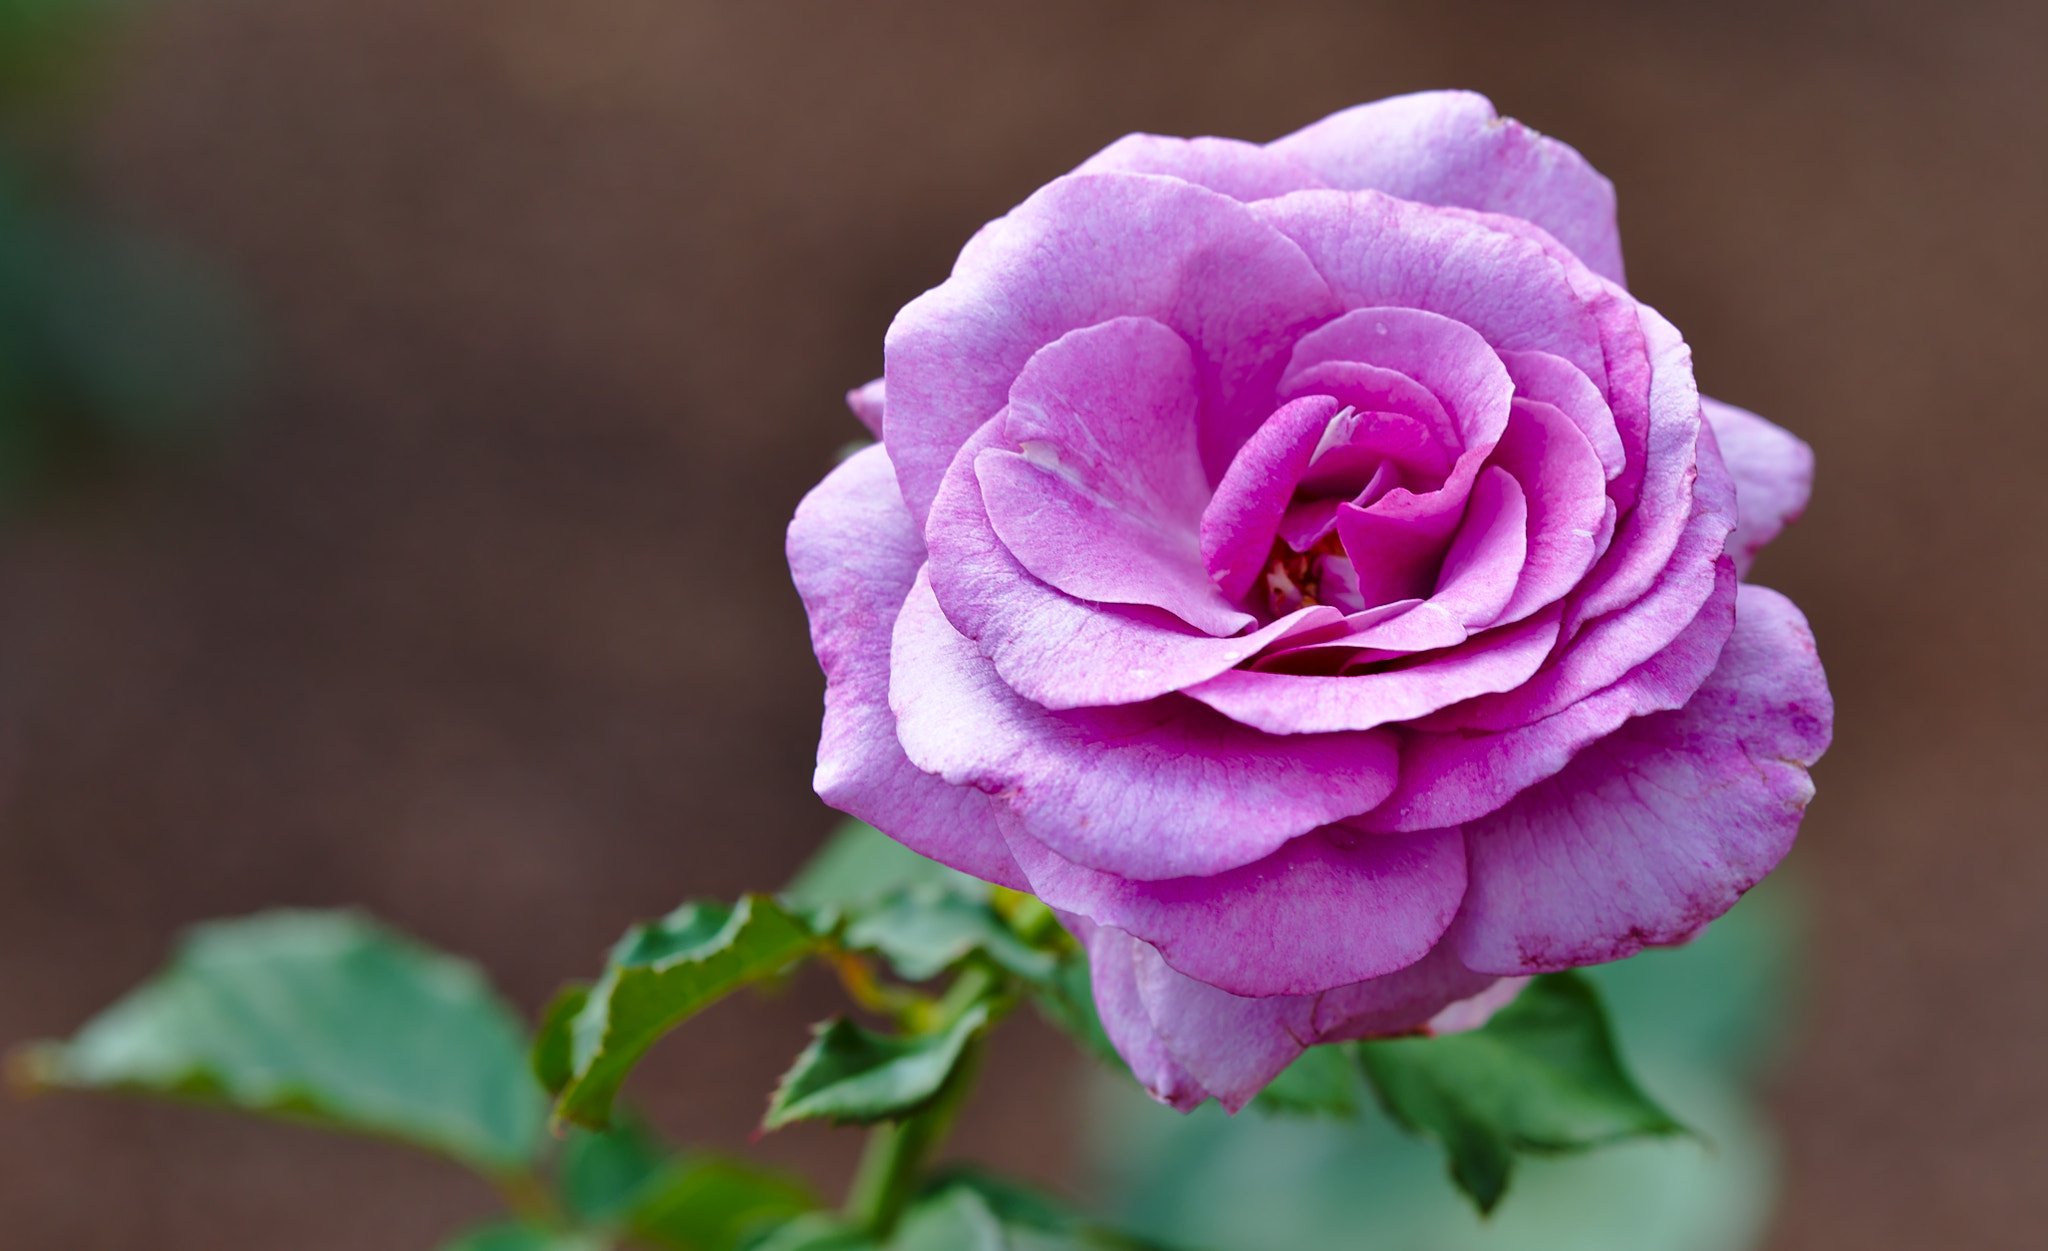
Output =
[
  {"x1": 14, "y1": 910, "x2": 544, "y2": 1174},
  {"x1": 764, "y1": 1004, "x2": 991, "y2": 1130},
  {"x1": 1026, "y1": 945, "x2": 1123, "y2": 1073},
  {"x1": 1357, "y1": 971, "x2": 1685, "y2": 1214},
  {"x1": 1252, "y1": 1043, "x2": 1363, "y2": 1117},
  {"x1": 896, "y1": 1174, "x2": 1181, "y2": 1250},
  {"x1": 555, "y1": 894, "x2": 817, "y2": 1130}
]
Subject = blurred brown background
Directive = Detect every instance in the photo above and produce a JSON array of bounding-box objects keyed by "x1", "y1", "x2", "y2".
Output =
[{"x1": 0, "y1": 0, "x2": 2042, "y2": 1246}]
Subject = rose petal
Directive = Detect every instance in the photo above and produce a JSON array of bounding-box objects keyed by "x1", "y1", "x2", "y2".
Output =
[
  {"x1": 978, "y1": 318, "x2": 1252, "y2": 636},
  {"x1": 885, "y1": 173, "x2": 1339, "y2": 520},
  {"x1": 1072, "y1": 133, "x2": 1330, "y2": 202},
  {"x1": 1281, "y1": 307, "x2": 1515, "y2": 451},
  {"x1": 927, "y1": 414, "x2": 1342, "y2": 709},
  {"x1": 1132, "y1": 941, "x2": 1314, "y2": 1112},
  {"x1": 890, "y1": 573, "x2": 1398, "y2": 880},
  {"x1": 1498, "y1": 349, "x2": 1623, "y2": 481},
  {"x1": 1185, "y1": 607, "x2": 1562, "y2": 735},
  {"x1": 1701, "y1": 395, "x2": 1814, "y2": 577},
  {"x1": 1362, "y1": 557, "x2": 1739, "y2": 832},
  {"x1": 1429, "y1": 465, "x2": 1528, "y2": 629},
  {"x1": 1450, "y1": 583, "x2": 1833, "y2": 974},
  {"x1": 1267, "y1": 90, "x2": 1626, "y2": 286},
  {"x1": 1201, "y1": 395, "x2": 1344, "y2": 602},
  {"x1": 1064, "y1": 916, "x2": 1209, "y2": 1111},
  {"x1": 786, "y1": 445, "x2": 1026, "y2": 887},
  {"x1": 1254, "y1": 190, "x2": 1608, "y2": 386},
  {"x1": 1489, "y1": 396, "x2": 1609, "y2": 624},
  {"x1": 845, "y1": 377, "x2": 886, "y2": 439},
  {"x1": 1006, "y1": 819, "x2": 1468, "y2": 998}
]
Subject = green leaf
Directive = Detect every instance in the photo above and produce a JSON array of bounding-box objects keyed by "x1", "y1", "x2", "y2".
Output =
[
  {"x1": 532, "y1": 983, "x2": 591, "y2": 1097},
  {"x1": 782, "y1": 820, "x2": 986, "y2": 930},
  {"x1": 741, "y1": 1213, "x2": 876, "y2": 1251},
  {"x1": 630, "y1": 1156, "x2": 819, "y2": 1251},
  {"x1": 558, "y1": 1118, "x2": 673, "y2": 1225},
  {"x1": 558, "y1": 1119, "x2": 818, "y2": 1249},
  {"x1": 556, "y1": 894, "x2": 816, "y2": 1130},
  {"x1": 764, "y1": 1003, "x2": 990, "y2": 1130},
  {"x1": 843, "y1": 887, "x2": 1058, "y2": 984},
  {"x1": 897, "y1": 1176, "x2": 1181, "y2": 1250},
  {"x1": 16, "y1": 910, "x2": 545, "y2": 1173},
  {"x1": 436, "y1": 1224, "x2": 605, "y2": 1251},
  {"x1": 1357, "y1": 972, "x2": 1684, "y2": 1214},
  {"x1": 1252, "y1": 1044, "x2": 1362, "y2": 1118}
]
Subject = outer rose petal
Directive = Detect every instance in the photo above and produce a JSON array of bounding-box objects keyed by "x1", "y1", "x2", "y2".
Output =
[
  {"x1": 890, "y1": 573, "x2": 1398, "y2": 880},
  {"x1": 1072, "y1": 133, "x2": 1330, "y2": 202},
  {"x1": 1450, "y1": 583, "x2": 1833, "y2": 974},
  {"x1": 1268, "y1": 90, "x2": 1626, "y2": 286},
  {"x1": 845, "y1": 377, "x2": 885, "y2": 439},
  {"x1": 786, "y1": 445, "x2": 1026, "y2": 888},
  {"x1": 1075, "y1": 918, "x2": 1511, "y2": 1112},
  {"x1": 1701, "y1": 395, "x2": 1814, "y2": 577},
  {"x1": 1003, "y1": 817, "x2": 1468, "y2": 998},
  {"x1": 885, "y1": 172, "x2": 1339, "y2": 520}
]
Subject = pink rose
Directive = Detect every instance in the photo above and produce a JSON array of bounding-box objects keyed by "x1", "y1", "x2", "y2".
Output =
[{"x1": 789, "y1": 91, "x2": 1831, "y2": 1110}]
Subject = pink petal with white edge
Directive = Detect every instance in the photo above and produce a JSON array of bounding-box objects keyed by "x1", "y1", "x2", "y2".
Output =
[
  {"x1": 1186, "y1": 606, "x2": 1561, "y2": 735},
  {"x1": 927, "y1": 414, "x2": 1341, "y2": 710},
  {"x1": 845, "y1": 377, "x2": 885, "y2": 439},
  {"x1": 1268, "y1": 90, "x2": 1626, "y2": 286},
  {"x1": 890, "y1": 573, "x2": 1397, "y2": 881},
  {"x1": 1363, "y1": 558, "x2": 1738, "y2": 833},
  {"x1": 1450, "y1": 583, "x2": 1833, "y2": 975},
  {"x1": 1072, "y1": 133, "x2": 1330, "y2": 203},
  {"x1": 786, "y1": 445, "x2": 1026, "y2": 888},
  {"x1": 1701, "y1": 395, "x2": 1814, "y2": 577},
  {"x1": 978, "y1": 318, "x2": 1251, "y2": 636},
  {"x1": 885, "y1": 173, "x2": 1339, "y2": 520},
  {"x1": 1004, "y1": 817, "x2": 1468, "y2": 998}
]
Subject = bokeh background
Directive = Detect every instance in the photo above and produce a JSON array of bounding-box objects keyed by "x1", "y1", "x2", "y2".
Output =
[{"x1": 0, "y1": 0, "x2": 2043, "y2": 1246}]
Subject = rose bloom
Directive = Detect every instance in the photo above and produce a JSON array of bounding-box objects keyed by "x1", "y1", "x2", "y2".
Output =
[{"x1": 789, "y1": 91, "x2": 1831, "y2": 1111}]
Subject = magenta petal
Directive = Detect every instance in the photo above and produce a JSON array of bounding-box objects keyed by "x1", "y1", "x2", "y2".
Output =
[
  {"x1": 1267, "y1": 90, "x2": 1625, "y2": 285},
  {"x1": 929, "y1": 415, "x2": 1341, "y2": 709},
  {"x1": 1132, "y1": 942, "x2": 1314, "y2": 1112},
  {"x1": 786, "y1": 445, "x2": 1026, "y2": 888},
  {"x1": 1007, "y1": 821, "x2": 1468, "y2": 998},
  {"x1": 890, "y1": 574, "x2": 1397, "y2": 880},
  {"x1": 1364, "y1": 558, "x2": 1738, "y2": 833},
  {"x1": 1489, "y1": 397, "x2": 1608, "y2": 624},
  {"x1": 1429, "y1": 465, "x2": 1527, "y2": 629},
  {"x1": 1072, "y1": 133, "x2": 1330, "y2": 203},
  {"x1": 1564, "y1": 304, "x2": 1726, "y2": 633},
  {"x1": 1201, "y1": 395, "x2": 1343, "y2": 601},
  {"x1": 1498, "y1": 349, "x2": 1623, "y2": 481},
  {"x1": 1279, "y1": 361, "x2": 1457, "y2": 462},
  {"x1": 1063, "y1": 916, "x2": 1210, "y2": 1110},
  {"x1": 845, "y1": 377, "x2": 886, "y2": 439},
  {"x1": 1254, "y1": 191, "x2": 1607, "y2": 386},
  {"x1": 1701, "y1": 396, "x2": 1814, "y2": 577},
  {"x1": 1333, "y1": 441, "x2": 1489, "y2": 609},
  {"x1": 1186, "y1": 608, "x2": 1561, "y2": 734},
  {"x1": 885, "y1": 173, "x2": 1339, "y2": 520},
  {"x1": 1450, "y1": 584, "x2": 1832, "y2": 974},
  {"x1": 978, "y1": 318, "x2": 1251, "y2": 636},
  {"x1": 1282, "y1": 308, "x2": 1514, "y2": 451},
  {"x1": 1309, "y1": 940, "x2": 1500, "y2": 1041}
]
